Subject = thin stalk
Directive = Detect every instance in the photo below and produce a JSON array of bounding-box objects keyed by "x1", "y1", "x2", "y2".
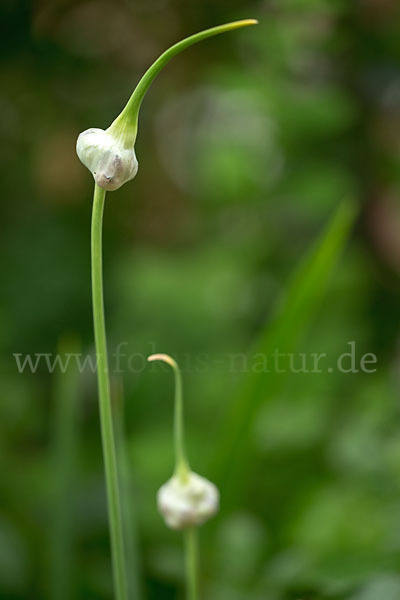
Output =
[
  {"x1": 91, "y1": 183, "x2": 128, "y2": 600},
  {"x1": 184, "y1": 527, "x2": 199, "y2": 600},
  {"x1": 172, "y1": 357, "x2": 190, "y2": 482}
]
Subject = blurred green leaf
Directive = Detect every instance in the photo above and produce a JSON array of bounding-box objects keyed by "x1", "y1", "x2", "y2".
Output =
[
  {"x1": 213, "y1": 199, "x2": 358, "y2": 499},
  {"x1": 348, "y1": 575, "x2": 400, "y2": 600}
]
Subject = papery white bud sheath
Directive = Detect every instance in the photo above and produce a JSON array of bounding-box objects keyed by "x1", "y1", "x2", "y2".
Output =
[
  {"x1": 76, "y1": 127, "x2": 138, "y2": 191},
  {"x1": 157, "y1": 471, "x2": 219, "y2": 530}
]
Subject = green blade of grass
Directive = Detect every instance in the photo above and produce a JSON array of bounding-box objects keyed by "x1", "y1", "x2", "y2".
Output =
[
  {"x1": 212, "y1": 199, "x2": 358, "y2": 501},
  {"x1": 112, "y1": 377, "x2": 143, "y2": 600},
  {"x1": 49, "y1": 335, "x2": 81, "y2": 600}
]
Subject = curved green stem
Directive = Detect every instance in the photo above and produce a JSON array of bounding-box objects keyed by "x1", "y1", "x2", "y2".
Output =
[
  {"x1": 147, "y1": 354, "x2": 190, "y2": 481},
  {"x1": 109, "y1": 19, "x2": 258, "y2": 146},
  {"x1": 91, "y1": 184, "x2": 128, "y2": 600},
  {"x1": 184, "y1": 527, "x2": 199, "y2": 600}
]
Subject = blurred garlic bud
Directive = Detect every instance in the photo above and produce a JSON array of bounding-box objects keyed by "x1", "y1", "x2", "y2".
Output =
[
  {"x1": 76, "y1": 127, "x2": 138, "y2": 191},
  {"x1": 148, "y1": 353, "x2": 220, "y2": 530},
  {"x1": 158, "y1": 471, "x2": 219, "y2": 530}
]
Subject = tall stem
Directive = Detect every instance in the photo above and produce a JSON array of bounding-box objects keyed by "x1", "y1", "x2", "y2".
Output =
[
  {"x1": 184, "y1": 527, "x2": 199, "y2": 600},
  {"x1": 91, "y1": 184, "x2": 128, "y2": 600}
]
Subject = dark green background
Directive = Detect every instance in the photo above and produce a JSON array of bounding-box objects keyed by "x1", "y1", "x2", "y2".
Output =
[{"x1": 2, "y1": 0, "x2": 400, "y2": 598}]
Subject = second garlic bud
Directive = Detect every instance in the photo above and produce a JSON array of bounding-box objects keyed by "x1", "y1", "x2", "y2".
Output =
[
  {"x1": 158, "y1": 471, "x2": 219, "y2": 530},
  {"x1": 148, "y1": 353, "x2": 220, "y2": 531}
]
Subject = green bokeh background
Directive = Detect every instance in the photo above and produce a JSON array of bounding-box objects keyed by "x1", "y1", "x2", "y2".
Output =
[{"x1": 2, "y1": 0, "x2": 400, "y2": 598}]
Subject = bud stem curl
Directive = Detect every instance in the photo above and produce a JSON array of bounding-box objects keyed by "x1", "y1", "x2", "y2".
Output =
[
  {"x1": 147, "y1": 354, "x2": 190, "y2": 482},
  {"x1": 109, "y1": 19, "x2": 258, "y2": 146}
]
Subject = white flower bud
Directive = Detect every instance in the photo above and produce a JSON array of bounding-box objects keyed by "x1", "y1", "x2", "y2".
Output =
[
  {"x1": 76, "y1": 127, "x2": 138, "y2": 191},
  {"x1": 157, "y1": 471, "x2": 219, "y2": 530}
]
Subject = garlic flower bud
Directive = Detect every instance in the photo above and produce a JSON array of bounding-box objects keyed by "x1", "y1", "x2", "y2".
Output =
[
  {"x1": 157, "y1": 471, "x2": 219, "y2": 530},
  {"x1": 76, "y1": 127, "x2": 138, "y2": 191}
]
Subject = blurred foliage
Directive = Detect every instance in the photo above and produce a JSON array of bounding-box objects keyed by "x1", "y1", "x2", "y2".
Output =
[{"x1": 2, "y1": 0, "x2": 400, "y2": 599}]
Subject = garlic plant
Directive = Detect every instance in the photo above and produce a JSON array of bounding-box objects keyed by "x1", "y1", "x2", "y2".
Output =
[
  {"x1": 76, "y1": 19, "x2": 257, "y2": 600},
  {"x1": 148, "y1": 353, "x2": 219, "y2": 599}
]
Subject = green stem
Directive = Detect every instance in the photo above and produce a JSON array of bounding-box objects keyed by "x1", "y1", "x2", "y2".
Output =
[
  {"x1": 91, "y1": 184, "x2": 128, "y2": 600},
  {"x1": 184, "y1": 527, "x2": 199, "y2": 600}
]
